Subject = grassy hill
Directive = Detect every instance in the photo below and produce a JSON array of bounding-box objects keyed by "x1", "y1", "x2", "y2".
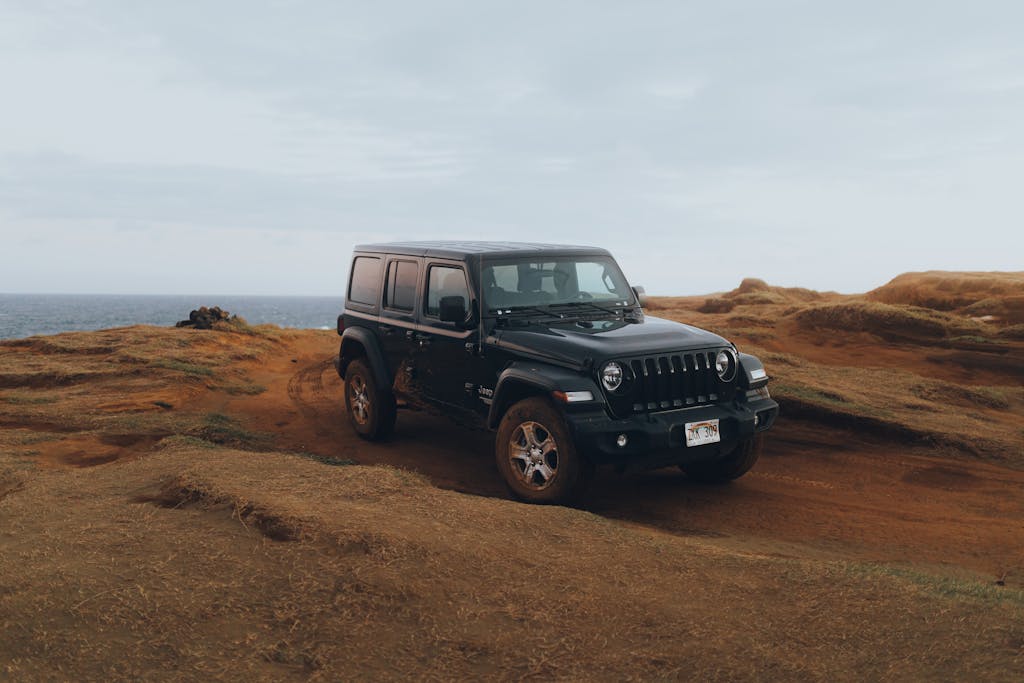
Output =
[{"x1": 2, "y1": 272, "x2": 1023, "y2": 680}]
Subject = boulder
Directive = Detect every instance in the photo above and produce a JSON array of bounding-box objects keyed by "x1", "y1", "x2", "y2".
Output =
[{"x1": 176, "y1": 306, "x2": 232, "y2": 330}]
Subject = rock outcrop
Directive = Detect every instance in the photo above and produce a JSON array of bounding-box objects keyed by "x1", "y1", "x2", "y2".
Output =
[{"x1": 175, "y1": 306, "x2": 232, "y2": 330}]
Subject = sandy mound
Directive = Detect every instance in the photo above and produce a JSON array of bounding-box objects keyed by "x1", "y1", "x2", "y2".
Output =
[
  {"x1": 962, "y1": 295, "x2": 1024, "y2": 325},
  {"x1": 786, "y1": 301, "x2": 983, "y2": 342},
  {"x1": 698, "y1": 278, "x2": 827, "y2": 313},
  {"x1": 867, "y1": 271, "x2": 1024, "y2": 320}
]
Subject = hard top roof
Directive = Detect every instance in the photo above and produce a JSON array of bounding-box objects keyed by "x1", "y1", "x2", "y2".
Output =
[{"x1": 353, "y1": 240, "x2": 611, "y2": 260}]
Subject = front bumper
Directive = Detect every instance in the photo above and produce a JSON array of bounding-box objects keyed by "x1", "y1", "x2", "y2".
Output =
[{"x1": 565, "y1": 397, "x2": 778, "y2": 471}]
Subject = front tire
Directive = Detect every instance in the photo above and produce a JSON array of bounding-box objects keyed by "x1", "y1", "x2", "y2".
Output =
[
  {"x1": 681, "y1": 435, "x2": 762, "y2": 483},
  {"x1": 495, "y1": 397, "x2": 585, "y2": 504},
  {"x1": 344, "y1": 358, "x2": 396, "y2": 440}
]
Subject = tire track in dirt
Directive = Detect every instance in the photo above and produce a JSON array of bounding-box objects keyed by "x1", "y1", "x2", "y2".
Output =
[
  {"x1": 286, "y1": 358, "x2": 340, "y2": 438},
  {"x1": 267, "y1": 343, "x2": 1024, "y2": 585}
]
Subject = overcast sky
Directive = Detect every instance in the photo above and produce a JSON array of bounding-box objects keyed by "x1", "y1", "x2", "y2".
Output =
[{"x1": 1, "y1": 1, "x2": 1022, "y2": 296}]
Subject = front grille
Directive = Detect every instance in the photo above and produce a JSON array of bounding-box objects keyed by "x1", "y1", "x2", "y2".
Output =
[{"x1": 626, "y1": 350, "x2": 732, "y2": 413}]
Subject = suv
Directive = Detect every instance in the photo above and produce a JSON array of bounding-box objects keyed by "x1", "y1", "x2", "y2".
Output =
[{"x1": 335, "y1": 241, "x2": 778, "y2": 504}]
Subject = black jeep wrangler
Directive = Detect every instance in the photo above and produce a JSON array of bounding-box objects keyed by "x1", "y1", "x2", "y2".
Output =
[{"x1": 335, "y1": 241, "x2": 778, "y2": 504}]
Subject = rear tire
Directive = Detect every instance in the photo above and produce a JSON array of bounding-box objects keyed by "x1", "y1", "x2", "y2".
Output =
[
  {"x1": 496, "y1": 397, "x2": 586, "y2": 505},
  {"x1": 681, "y1": 435, "x2": 762, "y2": 483},
  {"x1": 344, "y1": 358, "x2": 396, "y2": 440}
]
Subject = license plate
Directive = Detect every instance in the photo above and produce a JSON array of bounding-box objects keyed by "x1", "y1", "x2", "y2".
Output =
[{"x1": 685, "y1": 419, "x2": 721, "y2": 447}]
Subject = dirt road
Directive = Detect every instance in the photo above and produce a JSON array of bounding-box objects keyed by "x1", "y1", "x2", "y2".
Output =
[{"x1": 244, "y1": 335, "x2": 1024, "y2": 589}]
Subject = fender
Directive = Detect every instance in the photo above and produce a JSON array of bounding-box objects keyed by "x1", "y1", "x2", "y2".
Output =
[
  {"x1": 487, "y1": 361, "x2": 604, "y2": 429},
  {"x1": 339, "y1": 326, "x2": 392, "y2": 389},
  {"x1": 737, "y1": 352, "x2": 769, "y2": 389}
]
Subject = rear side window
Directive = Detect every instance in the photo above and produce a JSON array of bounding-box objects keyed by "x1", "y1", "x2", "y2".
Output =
[
  {"x1": 348, "y1": 256, "x2": 381, "y2": 306},
  {"x1": 425, "y1": 265, "x2": 469, "y2": 317},
  {"x1": 384, "y1": 260, "x2": 418, "y2": 312}
]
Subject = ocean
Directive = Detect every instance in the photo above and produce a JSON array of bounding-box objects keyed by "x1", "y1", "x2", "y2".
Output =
[{"x1": 0, "y1": 293, "x2": 345, "y2": 340}]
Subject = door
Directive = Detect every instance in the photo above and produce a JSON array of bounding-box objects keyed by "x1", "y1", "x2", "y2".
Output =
[
  {"x1": 378, "y1": 257, "x2": 420, "y2": 397},
  {"x1": 416, "y1": 262, "x2": 483, "y2": 417}
]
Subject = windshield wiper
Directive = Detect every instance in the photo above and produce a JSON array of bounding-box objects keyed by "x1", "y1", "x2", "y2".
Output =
[
  {"x1": 491, "y1": 305, "x2": 561, "y2": 316},
  {"x1": 548, "y1": 301, "x2": 625, "y2": 316},
  {"x1": 490, "y1": 305, "x2": 565, "y2": 320}
]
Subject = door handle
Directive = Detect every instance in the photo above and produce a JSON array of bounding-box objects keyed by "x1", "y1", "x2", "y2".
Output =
[{"x1": 414, "y1": 332, "x2": 431, "y2": 348}]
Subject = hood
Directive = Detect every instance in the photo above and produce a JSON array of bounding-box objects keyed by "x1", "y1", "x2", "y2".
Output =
[{"x1": 491, "y1": 315, "x2": 729, "y2": 368}]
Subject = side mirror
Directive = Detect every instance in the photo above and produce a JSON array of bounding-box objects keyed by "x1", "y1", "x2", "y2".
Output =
[
  {"x1": 439, "y1": 295, "x2": 468, "y2": 324},
  {"x1": 632, "y1": 286, "x2": 648, "y2": 308}
]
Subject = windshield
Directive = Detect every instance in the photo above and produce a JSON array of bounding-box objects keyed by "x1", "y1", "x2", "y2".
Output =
[{"x1": 481, "y1": 256, "x2": 635, "y2": 311}]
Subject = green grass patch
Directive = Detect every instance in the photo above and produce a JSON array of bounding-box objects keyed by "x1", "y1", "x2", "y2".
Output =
[
  {"x1": 156, "y1": 435, "x2": 222, "y2": 450},
  {"x1": 213, "y1": 381, "x2": 267, "y2": 396},
  {"x1": 838, "y1": 562, "x2": 1024, "y2": 606},
  {"x1": 781, "y1": 384, "x2": 848, "y2": 404},
  {"x1": 773, "y1": 381, "x2": 893, "y2": 419},
  {"x1": 0, "y1": 393, "x2": 59, "y2": 405},
  {"x1": 761, "y1": 352, "x2": 804, "y2": 367},
  {"x1": 212, "y1": 317, "x2": 285, "y2": 340},
  {"x1": 152, "y1": 359, "x2": 215, "y2": 377},
  {"x1": 0, "y1": 431, "x2": 65, "y2": 446},
  {"x1": 948, "y1": 335, "x2": 1005, "y2": 345},
  {"x1": 715, "y1": 326, "x2": 776, "y2": 344},
  {"x1": 295, "y1": 452, "x2": 358, "y2": 467},
  {"x1": 191, "y1": 412, "x2": 270, "y2": 449},
  {"x1": 911, "y1": 382, "x2": 1013, "y2": 410}
]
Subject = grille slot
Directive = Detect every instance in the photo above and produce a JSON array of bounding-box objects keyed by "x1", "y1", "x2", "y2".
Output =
[{"x1": 626, "y1": 350, "x2": 730, "y2": 414}]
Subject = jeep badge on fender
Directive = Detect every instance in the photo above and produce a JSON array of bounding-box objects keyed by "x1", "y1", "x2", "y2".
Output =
[{"x1": 334, "y1": 242, "x2": 778, "y2": 504}]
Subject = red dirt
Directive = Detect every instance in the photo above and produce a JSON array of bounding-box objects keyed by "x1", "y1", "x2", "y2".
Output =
[{"x1": 216, "y1": 332, "x2": 1024, "y2": 588}]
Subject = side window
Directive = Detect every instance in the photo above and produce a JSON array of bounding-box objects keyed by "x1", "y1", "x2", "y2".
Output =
[
  {"x1": 425, "y1": 266, "x2": 469, "y2": 317},
  {"x1": 384, "y1": 260, "x2": 418, "y2": 312},
  {"x1": 348, "y1": 256, "x2": 381, "y2": 306}
]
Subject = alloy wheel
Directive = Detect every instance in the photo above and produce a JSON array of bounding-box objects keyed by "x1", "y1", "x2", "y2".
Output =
[
  {"x1": 508, "y1": 421, "x2": 559, "y2": 490},
  {"x1": 349, "y1": 376, "x2": 370, "y2": 425}
]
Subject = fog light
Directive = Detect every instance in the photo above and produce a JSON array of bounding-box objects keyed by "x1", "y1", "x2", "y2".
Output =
[
  {"x1": 754, "y1": 414, "x2": 760, "y2": 427},
  {"x1": 616, "y1": 434, "x2": 628, "y2": 448}
]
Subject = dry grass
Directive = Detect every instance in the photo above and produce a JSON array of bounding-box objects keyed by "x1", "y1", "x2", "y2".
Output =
[
  {"x1": 212, "y1": 380, "x2": 267, "y2": 396},
  {"x1": 963, "y1": 295, "x2": 1024, "y2": 325},
  {"x1": 789, "y1": 300, "x2": 987, "y2": 341},
  {"x1": 2, "y1": 278, "x2": 1024, "y2": 680},
  {"x1": 867, "y1": 271, "x2": 1024, "y2": 313},
  {"x1": 191, "y1": 412, "x2": 271, "y2": 449},
  {"x1": 2, "y1": 444, "x2": 1023, "y2": 681},
  {"x1": 0, "y1": 325, "x2": 287, "y2": 467},
  {"x1": 694, "y1": 278, "x2": 829, "y2": 314},
  {"x1": 998, "y1": 324, "x2": 1024, "y2": 340},
  {"x1": 648, "y1": 272, "x2": 1024, "y2": 467},
  {"x1": 746, "y1": 347, "x2": 1024, "y2": 463}
]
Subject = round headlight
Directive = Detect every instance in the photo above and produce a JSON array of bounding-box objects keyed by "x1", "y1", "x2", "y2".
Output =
[
  {"x1": 715, "y1": 349, "x2": 737, "y2": 382},
  {"x1": 601, "y1": 362, "x2": 624, "y2": 392}
]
